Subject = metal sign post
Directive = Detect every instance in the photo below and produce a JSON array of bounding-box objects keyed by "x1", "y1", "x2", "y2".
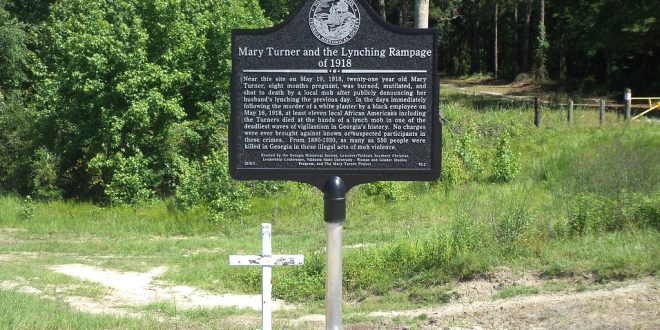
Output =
[
  {"x1": 324, "y1": 177, "x2": 346, "y2": 329},
  {"x1": 229, "y1": 2, "x2": 441, "y2": 328},
  {"x1": 229, "y1": 224, "x2": 304, "y2": 330}
]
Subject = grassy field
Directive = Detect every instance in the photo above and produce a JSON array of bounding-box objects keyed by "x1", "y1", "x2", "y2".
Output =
[{"x1": 0, "y1": 88, "x2": 658, "y2": 328}]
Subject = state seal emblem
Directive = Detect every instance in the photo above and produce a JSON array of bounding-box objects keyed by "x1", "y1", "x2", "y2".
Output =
[{"x1": 309, "y1": 0, "x2": 360, "y2": 45}]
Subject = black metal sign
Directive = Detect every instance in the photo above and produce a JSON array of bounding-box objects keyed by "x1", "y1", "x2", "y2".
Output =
[{"x1": 230, "y1": 0, "x2": 441, "y2": 190}]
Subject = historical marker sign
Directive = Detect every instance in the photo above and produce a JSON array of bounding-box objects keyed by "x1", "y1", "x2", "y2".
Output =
[{"x1": 230, "y1": 0, "x2": 440, "y2": 189}]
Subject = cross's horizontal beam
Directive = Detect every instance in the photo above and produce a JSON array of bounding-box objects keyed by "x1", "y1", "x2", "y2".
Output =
[{"x1": 229, "y1": 255, "x2": 304, "y2": 266}]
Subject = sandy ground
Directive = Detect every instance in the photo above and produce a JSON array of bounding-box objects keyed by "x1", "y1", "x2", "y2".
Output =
[
  {"x1": 0, "y1": 226, "x2": 657, "y2": 329},
  {"x1": 0, "y1": 263, "x2": 291, "y2": 317},
  {"x1": 365, "y1": 279, "x2": 659, "y2": 329},
  {"x1": 291, "y1": 269, "x2": 660, "y2": 329},
  {"x1": 1, "y1": 261, "x2": 658, "y2": 328}
]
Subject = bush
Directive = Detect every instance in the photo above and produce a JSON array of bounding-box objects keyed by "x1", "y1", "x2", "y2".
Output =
[
  {"x1": 28, "y1": 147, "x2": 61, "y2": 200},
  {"x1": 0, "y1": 2, "x2": 28, "y2": 90},
  {"x1": 174, "y1": 149, "x2": 249, "y2": 223},
  {"x1": 0, "y1": 91, "x2": 32, "y2": 194},
  {"x1": 490, "y1": 132, "x2": 520, "y2": 182},
  {"x1": 33, "y1": 0, "x2": 269, "y2": 203},
  {"x1": 456, "y1": 120, "x2": 483, "y2": 180},
  {"x1": 494, "y1": 208, "x2": 531, "y2": 247},
  {"x1": 568, "y1": 193, "x2": 614, "y2": 236},
  {"x1": 362, "y1": 181, "x2": 402, "y2": 201},
  {"x1": 566, "y1": 191, "x2": 659, "y2": 237}
]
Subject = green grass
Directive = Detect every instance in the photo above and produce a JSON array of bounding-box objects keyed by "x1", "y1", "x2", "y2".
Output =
[
  {"x1": 0, "y1": 90, "x2": 658, "y2": 328},
  {"x1": 493, "y1": 285, "x2": 541, "y2": 299},
  {"x1": 0, "y1": 290, "x2": 148, "y2": 329}
]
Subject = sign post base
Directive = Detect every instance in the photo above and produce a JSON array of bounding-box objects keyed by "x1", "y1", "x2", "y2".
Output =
[{"x1": 324, "y1": 177, "x2": 346, "y2": 329}]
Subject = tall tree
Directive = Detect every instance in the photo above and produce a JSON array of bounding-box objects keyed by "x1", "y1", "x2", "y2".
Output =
[
  {"x1": 534, "y1": 0, "x2": 548, "y2": 79},
  {"x1": 469, "y1": 2, "x2": 481, "y2": 74},
  {"x1": 512, "y1": 3, "x2": 519, "y2": 76},
  {"x1": 493, "y1": 2, "x2": 499, "y2": 78},
  {"x1": 399, "y1": 0, "x2": 412, "y2": 27},
  {"x1": 415, "y1": 0, "x2": 429, "y2": 28},
  {"x1": 34, "y1": 0, "x2": 269, "y2": 203},
  {"x1": 0, "y1": 1, "x2": 28, "y2": 91},
  {"x1": 375, "y1": 0, "x2": 386, "y2": 19},
  {"x1": 521, "y1": 0, "x2": 532, "y2": 72}
]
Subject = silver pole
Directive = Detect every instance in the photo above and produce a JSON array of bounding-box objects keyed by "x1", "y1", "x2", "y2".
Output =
[
  {"x1": 261, "y1": 223, "x2": 272, "y2": 330},
  {"x1": 325, "y1": 221, "x2": 343, "y2": 330}
]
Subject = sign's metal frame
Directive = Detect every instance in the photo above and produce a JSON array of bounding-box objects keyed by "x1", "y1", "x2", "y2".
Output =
[
  {"x1": 229, "y1": 0, "x2": 441, "y2": 191},
  {"x1": 229, "y1": 1, "x2": 440, "y2": 329}
]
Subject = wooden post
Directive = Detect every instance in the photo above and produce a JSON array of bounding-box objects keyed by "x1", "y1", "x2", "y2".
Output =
[
  {"x1": 624, "y1": 88, "x2": 631, "y2": 122},
  {"x1": 568, "y1": 99, "x2": 574, "y2": 124},
  {"x1": 534, "y1": 97, "x2": 540, "y2": 127},
  {"x1": 599, "y1": 98, "x2": 605, "y2": 126}
]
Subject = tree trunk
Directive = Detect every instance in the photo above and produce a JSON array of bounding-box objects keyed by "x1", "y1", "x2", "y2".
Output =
[
  {"x1": 512, "y1": 6, "x2": 519, "y2": 77},
  {"x1": 415, "y1": 0, "x2": 429, "y2": 28},
  {"x1": 470, "y1": 13, "x2": 481, "y2": 74},
  {"x1": 535, "y1": 0, "x2": 547, "y2": 79},
  {"x1": 494, "y1": 2, "x2": 499, "y2": 78},
  {"x1": 522, "y1": 0, "x2": 532, "y2": 72},
  {"x1": 400, "y1": 0, "x2": 411, "y2": 27},
  {"x1": 378, "y1": 0, "x2": 386, "y2": 19}
]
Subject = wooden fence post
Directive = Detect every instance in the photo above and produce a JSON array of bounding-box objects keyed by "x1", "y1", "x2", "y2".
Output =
[
  {"x1": 534, "y1": 97, "x2": 540, "y2": 127},
  {"x1": 568, "y1": 99, "x2": 574, "y2": 124},
  {"x1": 599, "y1": 98, "x2": 605, "y2": 126},
  {"x1": 624, "y1": 88, "x2": 631, "y2": 122}
]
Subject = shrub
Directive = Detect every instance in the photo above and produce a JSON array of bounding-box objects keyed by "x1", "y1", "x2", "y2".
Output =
[
  {"x1": 28, "y1": 147, "x2": 61, "y2": 200},
  {"x1": 362, "y1": 181, "x2": 402, "y2": 201},
  {"x1": 456, "y1": 120, "x2": 483, "y2": 180},
  {"x1": 174, "y1": 149, "x2": 249, "y2": 223},
  {"x1": 494, "y1": 208, "x2": 531, "y2": 248},
  {"x1": 33, "y1": 0, "x2": 269, "y2": 203},
  {"x1": 490, "y1": 132, "x2": 520, "y2": 182}
]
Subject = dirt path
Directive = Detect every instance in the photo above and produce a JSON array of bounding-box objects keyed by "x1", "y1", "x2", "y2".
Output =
[
  {"x1": 290, "y1": 270, "x2": 660, "y2": 329},
  {"x1": 367, "y1": 279, "x2": 659, "y2": 329},
  {"x1": 1, "y1": 249, "x2": 657, "y2": 328}
]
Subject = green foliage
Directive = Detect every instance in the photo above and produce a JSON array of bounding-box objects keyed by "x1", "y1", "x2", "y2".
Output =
[
  {"x1": 91, "y1": 151, "x2": 155, "y2": 205},
  {"x1": 439, "y1": 117, "x2": 485, "y2": 188},
  {"x1": 274, "y1": 252, "x2": 326, "y2": 302},
  {"x1": 536, "y1": 128, "x2": 660, "y2": 196},
  {"x1": 567, "y1": 191, "x2": 660, "y2": 237},
  {"x1": 0, "y1": 91, "x2": 31, "y2": 193},
  {"x1": 174, "y1": 149, "x2": 249, "y2": 224},
  {"x1": 246, "y1": 180, "x2": 289, "y2": 197},
  {"x1": 406, "y1": 286, "x2": 453, "y2": 304},
  {"x1": 258, "y1": 0, "x2": 299, "y2": 23},
  {"x1": 534, "y1": 19, "x2": 549, "y2": 80},
  {"x1": 31, "y1": 0, "x2": 268, "y2": 205},
  {"x1": 493, "y1": 284, "x2": 540, "y2": 299},
  {"x1": 490, "y1": 132, "x2": 520, "y2": 182},
  {"x1": 362, "y1": 181, "x2": 403, "y2": 201},
  {"x1": 0, "y1": 1, "x2": 28, "y2": 90},
  {"x1": 19, "y1": 195, "x2": 35, "y2": 219},
  {"x1": 494, "y1": 208, "x2": 531, "y2": 246},
  {"x1": 28, "y1": 147, "x2": 61, "y2": 200},
  {"x1": 456, "y1": 120, "x2": 483, "y2": 179},
  {"x1": 439, "y1": 151, "x2": 468, "y2": 187}
]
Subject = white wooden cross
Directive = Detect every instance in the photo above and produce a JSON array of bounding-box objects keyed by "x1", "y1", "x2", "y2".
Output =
[{"x1": 229, "y1": 223, "x2": 304, "y2": 330}]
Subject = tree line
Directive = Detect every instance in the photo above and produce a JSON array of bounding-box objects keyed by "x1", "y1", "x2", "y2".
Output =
[
  {"x1": 263, "y1": 0, "x2": 659, "y2": 91},
  {"x1": 0, "y1": 0, "x2": 658, "y2": 217}
]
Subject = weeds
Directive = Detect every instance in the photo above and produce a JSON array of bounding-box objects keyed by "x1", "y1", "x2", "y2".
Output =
[{"x1": 0, "y1": 92, "x2": 657, "y2": 324}]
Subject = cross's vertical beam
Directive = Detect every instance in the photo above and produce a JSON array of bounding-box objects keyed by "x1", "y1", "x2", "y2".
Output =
[
  {"x1": 261, "y1": 223, "x2": 272, "y2": 330},
  {"x1": 229, "y1": 224, "x2": 303, "y2": 330}
]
